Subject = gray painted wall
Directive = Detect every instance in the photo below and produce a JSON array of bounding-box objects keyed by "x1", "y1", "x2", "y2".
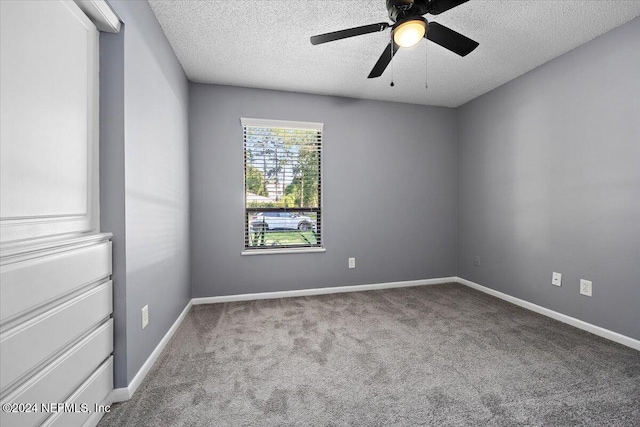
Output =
[
  {"x1": 457, "y1": 17, "x2": 640, "y2": 340},
  {"x1": 99, "y1": 27, "x2": 127, "y2": 388},
  {"x1": 101, "y1": 0, "x2": 191, "y2": 387},
  {"x1": 190, "y1": 85, "x2": 458, "y2": 297}
]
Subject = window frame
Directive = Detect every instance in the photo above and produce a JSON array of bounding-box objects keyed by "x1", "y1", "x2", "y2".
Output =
[{"x1": 241, "y1": 118, "x2": 325, "y2": 255}]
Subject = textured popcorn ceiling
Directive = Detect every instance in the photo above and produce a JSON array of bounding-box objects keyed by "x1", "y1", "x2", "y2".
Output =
[{"x1": 147, "y1": 1, "x2": 640, "y2": 108}]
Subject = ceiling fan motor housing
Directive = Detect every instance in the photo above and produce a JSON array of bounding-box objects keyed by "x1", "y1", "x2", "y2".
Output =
[{"x1": 386, "y1": 0, "x2": 430, "y2": 22}]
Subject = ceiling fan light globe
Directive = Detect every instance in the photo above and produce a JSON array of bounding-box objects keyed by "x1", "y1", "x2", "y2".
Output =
[{"x1": 393, "y1": 20, "x2": 426, "y2": 48}]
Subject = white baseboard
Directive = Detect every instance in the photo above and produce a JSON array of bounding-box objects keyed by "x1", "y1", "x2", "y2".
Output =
[
  {"x1": 191, "y1": 277, "x2": 458, "y2": 305},
  {"x1": 455, "y1": 277, "x2": 640, "y2": 352},
  {"x1": 110, "y1": 300, "x2": 192, "y2": 403},
  {"x1": 108, "y1": 385, "x2": 130, "y2": 404}
]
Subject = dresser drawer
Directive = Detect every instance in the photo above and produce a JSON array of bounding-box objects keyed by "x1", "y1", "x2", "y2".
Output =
[{"x1": 1, "y1": 242, "x2": 112, "y2": 324}]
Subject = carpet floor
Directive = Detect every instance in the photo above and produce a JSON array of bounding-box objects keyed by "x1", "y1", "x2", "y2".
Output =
[{"x1": 98, "y1": 283, "x2": 640, "y2": 426}]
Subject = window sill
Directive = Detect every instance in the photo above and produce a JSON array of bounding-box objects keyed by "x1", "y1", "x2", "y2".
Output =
[{"x1": 241, "y1": 248, "x2": 326, "y2": 256}]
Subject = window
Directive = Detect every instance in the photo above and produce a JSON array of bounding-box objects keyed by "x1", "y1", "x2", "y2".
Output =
[{"x1": 242, "y1": 118, "x2": 323, "y2": 252}]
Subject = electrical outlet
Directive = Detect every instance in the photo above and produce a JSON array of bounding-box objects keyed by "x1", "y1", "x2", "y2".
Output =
[
  {"x1": 473, "y1": 256, "x2": 481, "y2": 267},
  {"x1": 580, "y1": 279, "x2": 592, "y2": 297},
  {"x1": 552, "y1": 272, "x2": 562, "y2": 287},
  {"x1": 348, "y1": 257, "x2": 355, "y2": 269},
  {"x1": 142, "y1": 305, "x2": 149, "y2": 329}
]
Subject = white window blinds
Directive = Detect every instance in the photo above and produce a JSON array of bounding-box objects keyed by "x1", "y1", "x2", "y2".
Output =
[{"x1": 242, "y1": 118, "x2": 323, "y2": 251}]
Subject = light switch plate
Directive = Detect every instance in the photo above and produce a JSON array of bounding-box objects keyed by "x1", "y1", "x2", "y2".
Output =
[
  {"x1": 580, "y1": 279, "x2": 592, "y2": 297},
  {"x1": 552, "y1": 272, "x2": 562, "y2": 287},
  {"x1": 348, "y1": 258, "x2": 355, "y2": 269}
]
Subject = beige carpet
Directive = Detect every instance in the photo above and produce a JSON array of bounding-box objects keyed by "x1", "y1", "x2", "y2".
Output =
[{"x1": 99, "y1": 283, "x2": 640, "y2": 426}]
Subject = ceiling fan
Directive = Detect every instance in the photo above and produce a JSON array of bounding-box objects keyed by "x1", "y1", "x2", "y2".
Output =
[{"x1": 310, "y1": 0, "x2": 479, "y2": 79}]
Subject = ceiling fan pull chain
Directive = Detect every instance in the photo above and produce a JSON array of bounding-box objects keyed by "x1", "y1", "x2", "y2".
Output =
[
  {"x1": 390, "y1": 37, "x2": 395, "y2": 87},
  {"x1": 425, "y1": 39, "x2": 429, "y2": 90}
]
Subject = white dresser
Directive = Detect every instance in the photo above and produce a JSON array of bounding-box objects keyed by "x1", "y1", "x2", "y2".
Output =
[{"x1": 0, "y1": 1, "x2": 118, "y2": 425}]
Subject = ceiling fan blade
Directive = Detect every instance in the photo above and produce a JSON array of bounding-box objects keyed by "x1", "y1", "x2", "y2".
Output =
[
  {"x1": 427, "y1": 0, "x2": 469, "y2": 15},
  {"x1": 310, "y1": 23, "x2": 389, "y2": 45},
  {"x1": 426, "y1": 22, "x2": 478, "y2": 56},
  {"x1": 368, "y1": 41, "x2": 400, "y2": 78}
]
